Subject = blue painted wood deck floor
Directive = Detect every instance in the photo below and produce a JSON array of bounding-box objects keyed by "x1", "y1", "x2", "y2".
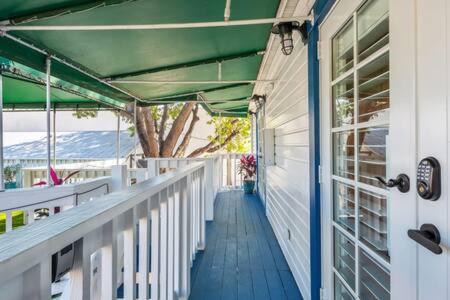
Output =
[{"x1": 190, "y1": 190, "x2": 302, "y2": 300}]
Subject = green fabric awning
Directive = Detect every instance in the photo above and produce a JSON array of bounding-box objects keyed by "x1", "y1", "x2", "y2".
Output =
[
  {"x1": 0, "y1": 58, "x2": 126, "y2": 109},
  {"x1": 0, "y1": 0, "x2": 280, "y2": 116}
]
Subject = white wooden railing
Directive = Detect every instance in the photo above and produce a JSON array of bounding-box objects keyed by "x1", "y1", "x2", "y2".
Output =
[
  {"x1": 146, "y1": 153, "x2": 245, "y2": 190},
  {"x1": 0, "y1": 162, "x2": 206, "y2": 300},
  {"x1": 0, "y1": 177, "x2": 111, "y2": 232}
]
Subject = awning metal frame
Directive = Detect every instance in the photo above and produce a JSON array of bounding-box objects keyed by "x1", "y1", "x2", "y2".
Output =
[
  {"x1": 0, "y1": 17, "x2": 312, "y2": 31},
  {"x1": 105, "y1": 50, "x2": 265, "y2": 80}
]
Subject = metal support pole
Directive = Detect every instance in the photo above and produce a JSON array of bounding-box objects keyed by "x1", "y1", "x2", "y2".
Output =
[
  {"x1": 250, "y1": 114, "x2": 254, "y2": 154},
  {"x1": 133, "y1": 100, "x2": 137, "y2": 167},
  {"x1": 0, "y1": 74, "x2": 4, "y2": 190},
  {"x1": 53, "y1": 107, "x2": 56, "y2": 167},
  {"x1": 116, "y1": 111, "x2": 120, "y2": 165},
  {"x1": 46, "y1": 57, "x2": 52, "y2": 186}
]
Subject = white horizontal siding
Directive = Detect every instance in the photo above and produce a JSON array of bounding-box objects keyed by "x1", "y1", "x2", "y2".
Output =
[{"x1": 262, "y1": 38, "x2": 311, "y2": 299}]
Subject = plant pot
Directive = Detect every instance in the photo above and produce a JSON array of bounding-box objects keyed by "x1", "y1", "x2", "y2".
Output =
[
  {"x1": 4, "y1": 182, "x2": 17, "y2": 189},
  {"x1": 243, "y1": 180, "x2": 255, "y2": 194}
]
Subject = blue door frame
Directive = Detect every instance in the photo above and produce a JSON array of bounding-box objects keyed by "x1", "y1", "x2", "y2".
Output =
[{"x1": 308, "y1": 1, "x2": 336, "y2": 299}]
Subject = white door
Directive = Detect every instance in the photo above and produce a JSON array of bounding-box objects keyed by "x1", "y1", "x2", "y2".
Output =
[{"x1": 320, "y1": 0, "x2": 449, "y2": 299}]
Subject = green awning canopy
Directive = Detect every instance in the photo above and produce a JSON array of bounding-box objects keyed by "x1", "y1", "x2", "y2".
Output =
[
  {"x1": 0, "y1": 58, "x2": 126, "y2": 110},
  {"x1": 0, "y1": 0, "x2": 281, "y2": 116}
]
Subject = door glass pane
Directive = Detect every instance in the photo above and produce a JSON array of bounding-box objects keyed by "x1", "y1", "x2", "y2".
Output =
[
  {"x1": 334, "y1": 229, "x2": 356, "y2": 290},
  {"x1": 359, "y1": 250, "x2": 390, "y2": 299},
  {"x1": 357, "y1": 0, "x2": 389, "y2": 61},
  {"x1": 359, "y1": 189, "x2": 389, "y2": 261},
  {"x1": 358, "y1": 53, "x2": 389, "y2": 123},
  {"x1": 334, "y1": 181, "x2": 356, "y2": 235},
  {"x1": 358, "y1": 127, "x2": 388, "y2": 188},
  {"x1": 333, "y1": 19, "x2": 354, "y2": 79},
  {"x1": 333, "y1": 131, "x2": 355, "y2": 179},
  {"x1": 333, "y1": 76, "x2": 355, "y2": 127},
  {"x1": 335, "y1": 275, "x2": 355, "y2": 300},
  {"x1": 330, "y1": 1, "x2": 390, "y2": 298}
]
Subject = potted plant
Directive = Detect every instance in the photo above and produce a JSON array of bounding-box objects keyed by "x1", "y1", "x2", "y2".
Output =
[
  {"x1": 4, "y1": 164, "x2": 20, "y2": 189},
  {"x1": 238, "y1": 154, "x2": 256, "y2": 194}
]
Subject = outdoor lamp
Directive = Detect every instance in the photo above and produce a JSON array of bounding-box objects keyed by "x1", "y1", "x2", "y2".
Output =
[
  {"x1": 271, "y1": 21, "x2": 308, "y2": 55},
  {"x1": 248, "y1": 95, "x2": 266, "y2": 114}
]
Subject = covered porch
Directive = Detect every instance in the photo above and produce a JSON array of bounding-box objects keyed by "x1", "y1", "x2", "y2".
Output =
[{"x1": 190, "y1": 190, "x2": 301, "y2": 300}]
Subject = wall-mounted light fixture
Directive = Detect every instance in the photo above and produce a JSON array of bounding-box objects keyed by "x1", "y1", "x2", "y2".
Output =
[
  {"x1": 248, "y1": 94, "x2": 266, "y2": 114},
  {"x1": 271, "y1": 21, "x2": 308, "y2": 55}
]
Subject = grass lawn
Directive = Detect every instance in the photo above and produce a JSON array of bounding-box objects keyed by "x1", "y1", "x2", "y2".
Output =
[{"x1": 0, "y1": 211, "x2": 25, "y2": 234}]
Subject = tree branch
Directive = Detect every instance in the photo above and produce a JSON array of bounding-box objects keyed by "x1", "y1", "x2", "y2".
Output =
[
  {"x1": 187, "y1": 119, "x2": 239, "y2": 158},
  {"x1": 141, "y1": 107, "x2": 159, "y2": 157},
  {"x1": 135, "y1": 107, "x2": 152, "y2": 157},
  {"x1": 160, "y1": 102, "x2": 195, "y2": 157},
  {"x1": 174, "y1": 104, "x2": 199, "y2": 157},
  {"x1": 158, "y1": 104, "x2": 169, "y2": 154}
]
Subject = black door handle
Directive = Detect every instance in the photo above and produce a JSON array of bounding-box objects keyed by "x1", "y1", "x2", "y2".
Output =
[
  {"x1": 375, "y1": 174, "x2": 410, "y2": 193},
  {"x1": 407, "y1": 224, "x2": 443, "y2": 255}
]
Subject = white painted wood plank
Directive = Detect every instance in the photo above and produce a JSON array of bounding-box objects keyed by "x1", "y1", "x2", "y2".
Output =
[
  {"x1": 101, "y1": 220, "x2": 118, "y2": 300},
  {"x1": 167, "y1": 185, "x2": 175, "y2": 300},
  {"x1": 159, "y1": 190, "x2": 169, "y2": 300},
  {"x1": 150, "y1": 197, "x2": 160, "y2": 300},
  {"x1": 138, "y1": 201, "x2": 150, "y2": 300},
  {"x1": 123, "y1": 209, "x2": 136, "y2": 300}
]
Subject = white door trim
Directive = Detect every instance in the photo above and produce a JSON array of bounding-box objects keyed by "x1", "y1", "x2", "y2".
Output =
[{"x1": 319, "y1": 1, "x2": 362, "y2": 298}]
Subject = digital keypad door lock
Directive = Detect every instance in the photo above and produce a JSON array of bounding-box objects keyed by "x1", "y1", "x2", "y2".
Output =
[{"x1": 417, "y1": 157, "x2": 441, "y2": 201}]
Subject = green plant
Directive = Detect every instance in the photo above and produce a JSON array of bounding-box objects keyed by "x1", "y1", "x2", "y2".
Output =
[
  {"x1": 238, "y1": 154, "x2": 256, "y2": 180},
  {"x1": 4, "y1": 164, "x2": 20, "y2": 183}
]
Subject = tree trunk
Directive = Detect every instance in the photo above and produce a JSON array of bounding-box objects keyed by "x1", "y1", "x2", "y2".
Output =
[
  {"x1": 174, "y1": 104, "x2": 199, "y2": 157},
  {"x1": 160, "y1": 102, "x2": 195, "y2": 157},
  {"x1": 141, "y1": 107, "x2": 159, "y2": 157}
]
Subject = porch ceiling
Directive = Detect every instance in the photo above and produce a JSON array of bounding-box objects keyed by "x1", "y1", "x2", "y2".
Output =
[{"x1": 0, "y1": 0, "x2": 281, "y2": 116}]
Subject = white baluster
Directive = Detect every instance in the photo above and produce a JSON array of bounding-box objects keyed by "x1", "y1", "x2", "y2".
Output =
[
  {"x1": 173, "y1": 182, "x2": 181, "y2": 297},
  {"x1": 204, "y1": 158, "x2": 214, "y2": 221},
  {"x1": 147, "y1": 159, "x2": 157, "y2": 178},
  {"x1": 111, "y1": 165, "x2": 127, "y2": 192},
  {"x1": 123, "y1": 209, "x2": 136, "y2": 299},
  {"x1": 28, "y1": 209, "x2": 35, "y2": 224},
  {"x1": 159, "y1": 189, "x2": 169, "y2": 300},
  {"x1": 167, "y1": 185, "x2": 175, "y2": 300},
  {"x1": 23, "y1": 257, "x2": 51, "y2": 300},
  {"x1": 179, "y1": 177, "x2": 190, "y2": 299},
  {"x1": 70, "y1": 236, "x2": 93, "y2": 299},
  {"x1": 5, "y1": 211, "x2": 12, "y2": 232},
  {"x1": 150, "y1": 194, "x2": 161, "y2": 300},
  {"x1": 199, "y1": 169, "x2": 206, "y2": 250},
  {"x1": 234, "y1": 154, "x2": 237, "y2": 188},
  {"x1": 138, "y1": 200, "x2": 150, "y2": 300},
  {"x1": 101, "y1": 220, "x2": 118, "y2": 300}
]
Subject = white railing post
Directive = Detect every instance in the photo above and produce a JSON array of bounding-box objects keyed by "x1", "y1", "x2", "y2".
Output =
[
  {"x1": 150, "y1": 194, "x2": 161, "y2": 300},
  {"x1": 167, "y1": 185, "x2": 175, "y2": 300},
  {"x1": 70, "y1": 238, "x2": 91, "y2": 299},
  {"x1": 147, "y1": 159, "x2": 159, "y2": 178},
  {"x1": 138, "y1": 200, "x2": 150, "y2": 300},
  {"x1": 5, "y1": 211, "x2": 12, "y2": 232},
  {"x1": 180, "y1": 175, "x2": 191, "y2": 298},
  {"x1": 123, "y1": 208, "x2": 136, "y2": 299},
  {"x1": 218, "y1": 155, "x2": 223, "y2": 189},
  {"x1": 23, "y1": 257, "x2": 52, "y2": 300},
  {"x1": 28, "y1": 209, "x2": 35, "y2": 224},
  {"x1": 101, "y1": 220, "x2": 118, "y2": 300},
  {"x1": 199, "y1": 169, "x2": 206, "y2": 250},
  {"x1": 135, "y1": 168, "x2": 147, "y2": 183},
  {"x1": 159, "y1": 189, "x2": 169, "y2": 300},
  {"x1": 173, "y1": 181, "x2": 181, "y2": 298},
  {"x1": 111, "y1": 165, "x2": 127, "y2": 192},
  {"x1": 204, "y1": 157, "x2": 214, "y2": 221}
]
